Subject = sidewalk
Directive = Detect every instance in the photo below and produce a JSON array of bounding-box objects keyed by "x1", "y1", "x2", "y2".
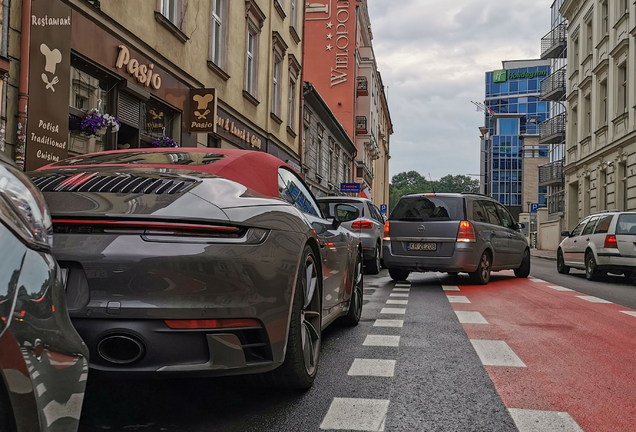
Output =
[{"x1": 530, "y1": 248, "x2": 557, "y2": 261}]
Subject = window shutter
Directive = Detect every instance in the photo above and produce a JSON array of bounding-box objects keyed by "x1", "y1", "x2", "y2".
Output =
[{"x1": 118, "y1": 92, "x2": 141, "y2": 127}]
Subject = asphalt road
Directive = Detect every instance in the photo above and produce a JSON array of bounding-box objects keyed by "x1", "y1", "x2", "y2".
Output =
[{"x1": 77, "y1": 259, "x2": 636, "y2": 431}]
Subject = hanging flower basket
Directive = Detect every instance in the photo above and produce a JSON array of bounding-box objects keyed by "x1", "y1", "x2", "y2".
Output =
[
  {"x1": 151, "y1": 136, "x2": 179, "y2": 148},
  {"x1": 80, "y1": 109, "x2": 121, "y2": 137}
]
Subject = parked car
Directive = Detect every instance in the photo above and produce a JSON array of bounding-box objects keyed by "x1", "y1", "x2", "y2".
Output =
[
  {"x1": 317, "y1": 196, "x2": 385, "y2": 274},
  {"x1": 557, "y1": 210, "x2": 636, "y2": 281},
  {"x1": 0, "y1": 153, "x2": 88, "y2": 432},
  {"x1": 30, "y1": 148, "x2": 363, "y2": 389},
  {"x1": 382, "y1": 193, "x2": 530, "y2": 284}
]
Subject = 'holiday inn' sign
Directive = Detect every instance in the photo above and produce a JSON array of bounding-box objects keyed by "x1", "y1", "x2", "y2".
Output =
[{"x1": 493, "y1": 69, "x2": 547, "y2": 83}]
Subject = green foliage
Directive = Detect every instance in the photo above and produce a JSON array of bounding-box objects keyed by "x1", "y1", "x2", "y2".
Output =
[{"x1": 389, "y1": 172, "x2": 479, "y2": 212}]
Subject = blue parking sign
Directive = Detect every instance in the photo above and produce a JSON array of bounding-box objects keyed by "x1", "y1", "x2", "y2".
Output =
[
  {"x1": 380, "y1": 204, "x2": 387, "y2": 214},
  {"x1": 530, "y1": 203, "x2": 539, "y2": 213}
]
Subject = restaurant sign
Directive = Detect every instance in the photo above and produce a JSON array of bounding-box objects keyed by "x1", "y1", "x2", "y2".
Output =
[
  {"x1": 25, "y1": 0, "x2": 72, "y2": 170},
  {"x1": 215, "y1": 108, "x2": 263, "y2": 150},
  {"x1": 189, "y1": 88, "x2": 217, "y2": 133}
]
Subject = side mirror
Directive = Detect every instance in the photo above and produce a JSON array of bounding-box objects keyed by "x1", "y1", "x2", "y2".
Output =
[
  {"x1": 561, "y1": 230, "x2": 570, "y2": 237},
  {"x1": 333, "y1": 204, "x2": 359, "y2": 229},
  {"x1": 517, "y1": 222, "x2": 525, "y2": 231}
]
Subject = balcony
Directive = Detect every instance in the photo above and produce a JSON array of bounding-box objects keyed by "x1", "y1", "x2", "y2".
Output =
[
  {"x1": 357, "y1": 76, "x2": 368, "y2": 96},
  {"x1": 539, "y1": 113, "x2": 566, "y2": 144},
  {"x1": 540, "y1": 22, "x2": 567, "y2": 59},
  {"x1": 356, "y1": 116, "x2": 368, "y2": 134},
  {"x1": 538, "y1": 160, "x2": 564, "y2": 186},
  {"x1": 540, "y1": 66, "x2": 566, "y2": 101}
]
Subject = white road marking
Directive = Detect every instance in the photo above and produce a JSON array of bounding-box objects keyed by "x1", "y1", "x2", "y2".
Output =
[
  {"x1": 470, "y1": 340, "x2": 526, "y2": 367},
  {"x1": 392, "y1": 288, "x2": 410, "y2": 292},
  {"x1": 320, "y1": 398, "x2": 389, "y2": 431},
  {"x1": 373, "y1": 319, "x2": 404, "y2": 328},
  {"x1": 529, "y1": 278, "x2": 546, "y2": 283},
  {"x1": 547, "y1": 285, "x2": 574, "y2": 291},
  {"x1": 447, "y1": 295, "x2": 471, "y2": 303},
  {"x1": 508, "y1": 408, "x2": 584, "y2": 432},
  {"x1": 348, "y1": 359, "x2": 396, "y2": 377},
  {"x1": 389, "y1": 293, "x2": 409, "y2": 297},
  {"x1": 386, "y1": 300, "x2": 408, "y2": 305},
  {"x1": 36, "y1": 383, "x2": 47, "y2": 396},
  {"x1": 620, "y1": 311, "x2": 636, "y2": 317},
  {"x1": 79, "y1": 373, "x2": 88, "y2": 382},
  {"x1": 395, "y1": 283, "x2": 410, "y2": 287},
  {"x1": 3, "y1": 369, "x2": 33, "y2": 394},
  {"x1": 576, "y1": 295, "x2": 613, "y2": 303},
  {"x1": 330, "y1": 270, "x2": 340, "y2": 275},
  {"x1": 380, "y1": 307, "x2": 406, "y2": 315},
  {"x1": 442, "y1": 285, "x2": 461, "y2": 291},
  {"x1": 326, "y1": 294, "x2": 333, "y2": 301},
  {"x1": 31, "y1": 371, "x2": 40, "y2": 379},
  {"x1": 363, "y1": 335, "x2": 400, "y2": 347},
  {"x1": 455, "y1": 311, "x2": 489, "y2": 324},
  {"x1": 42, "y1": 393, "x2": 85, "y2": 427}
]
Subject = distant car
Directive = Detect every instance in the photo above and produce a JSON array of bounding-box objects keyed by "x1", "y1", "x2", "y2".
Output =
[
  {"x1": 30, "y1": 148, "x2": 363, "y2": 389},
  {"x1": 0, "y1": 152, "x2": 88, "y2": 432},
  {"x1": 557, "y1": 211, "x2": 636, "y2": 281},
  {"x1": 382, "y1": 193, "x2": 530, "y2": 284},
  {"x1": 317, "y1": 197, "x2": 385, "y2": 274}
]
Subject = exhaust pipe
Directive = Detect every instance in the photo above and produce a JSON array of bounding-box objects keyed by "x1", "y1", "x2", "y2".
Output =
[{"x1": 97, "y1": 334, "x2": 145, "y2": 364}]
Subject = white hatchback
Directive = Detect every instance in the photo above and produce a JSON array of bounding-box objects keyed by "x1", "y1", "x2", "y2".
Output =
[{"x1": 557, "y1": 211, "x2": 636, "y2": 281}]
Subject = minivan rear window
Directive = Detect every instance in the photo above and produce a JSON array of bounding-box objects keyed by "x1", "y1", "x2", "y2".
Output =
[
  {"x1": 318, "y1": 201, "x2": 364, "y2": 218},
  {"x1": 390, "y1": 196, "x2": 463, "y2": 221},
  {"x1": 616, "y1": 214, "x2": 636, "y2": 235}
]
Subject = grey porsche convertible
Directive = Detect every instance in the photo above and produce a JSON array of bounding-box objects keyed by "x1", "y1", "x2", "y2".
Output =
[{"x1": 30, "y1": 148, "x2": 363, "y2": 389}]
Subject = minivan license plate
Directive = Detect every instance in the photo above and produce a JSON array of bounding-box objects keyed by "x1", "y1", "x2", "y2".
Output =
[{"x1": 407, "y1": 242, "x2": 436, "y2": 251}]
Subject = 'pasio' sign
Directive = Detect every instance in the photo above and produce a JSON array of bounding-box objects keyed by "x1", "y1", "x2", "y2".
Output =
[
  {"x1": 25, "y1": 0, "x2": 71, "y2": 170},
  {"x1": 115, "y1": 45, "x2": 162, "y2": 90},
  {"x1": 189, "y1": 88, "x2": 217, "y2": 133}
]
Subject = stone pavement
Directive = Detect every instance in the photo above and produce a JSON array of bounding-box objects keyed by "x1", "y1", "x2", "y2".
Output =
[{"x1": 530, "y1": 249, "x2": 557, "y2": 261}]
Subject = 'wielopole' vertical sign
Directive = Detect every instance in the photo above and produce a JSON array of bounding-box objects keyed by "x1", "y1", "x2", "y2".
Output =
[{"x1": 25, "y1": 0, "x2": 71, "y2": 171}]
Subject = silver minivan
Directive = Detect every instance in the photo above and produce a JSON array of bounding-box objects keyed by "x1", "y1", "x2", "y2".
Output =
[
  {"x1": 557, "y1": 211, "x2": 636, "y2": 281},
  {"x1": 383, "y1": 193, "x2": 530, "y2": 284},
  {"x1": 317, "y1": 197, "x2": 385, "y2": 274}
]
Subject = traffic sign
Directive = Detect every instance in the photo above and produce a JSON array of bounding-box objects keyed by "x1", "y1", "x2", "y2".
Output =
[
  {"x1": 380, "y1": 204, "x2": 387, "y2": 214},
  {"x1": 530, "y1": 203, "x2": 539, "y2": 213},
  {"x1": 340, "y1": 183, "x2": 361, "y2": 193}
]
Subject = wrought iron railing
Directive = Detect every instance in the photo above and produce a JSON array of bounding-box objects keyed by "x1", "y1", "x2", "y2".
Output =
[
  {"x1": 356, "y1": 116, "x2": 367, "y2": 133},
  {"x1": 539, "y1": 160, "x2": 564, "y2": 186},
  {"x1": 540, "y1": 66, "x2": 567, "y2": 101},
  {"x1": 357, "y1": 76, "x2": 368, "y2": 93},
  {"x1": 539, "y1": 113, "x2": 566, "y2": 144},
  {"x1": 541, "y1": 22, "x2": 567, "y2": 59}
]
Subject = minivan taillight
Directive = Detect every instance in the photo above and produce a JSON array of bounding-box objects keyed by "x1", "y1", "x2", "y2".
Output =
[
  {"x1": 604, "y1": 234, "x2": 618, "y2": 248},
  {"x1": 352, "y1": 220, "x2": 374, "y2": 230},
  {"x1": 383, "y1": 221, "x2": 390, "y2": 241},
  {"x1": 457, "y1": 221, "x2": 476, "y2": 243}
]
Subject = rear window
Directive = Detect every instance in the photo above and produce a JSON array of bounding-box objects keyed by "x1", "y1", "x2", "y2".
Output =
[
  {"x1": 390, "y1": 196, "x2": 463, "y2": 221},
  {"x1": 616, "y1": 214, "x2": 636, "y2": 235},
  {"x1": 318, "y1": 200, "x2": 364, "y2": 218},
  {"x1": 49, "y1": 152, "x2": 227, "y2": 167}
]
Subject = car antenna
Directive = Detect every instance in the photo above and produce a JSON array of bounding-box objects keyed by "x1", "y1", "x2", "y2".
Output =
[{"x1": 429, "y1": 173, "x2": 436, "y2": 193}]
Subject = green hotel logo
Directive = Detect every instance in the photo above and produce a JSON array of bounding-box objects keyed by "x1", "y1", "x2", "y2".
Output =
[
  {"x1": 493, "y1": 69, "x2": 507, "y2": 83},
  {"x1": 492, "y1": 69, "x2": 547, "y2": 83}
]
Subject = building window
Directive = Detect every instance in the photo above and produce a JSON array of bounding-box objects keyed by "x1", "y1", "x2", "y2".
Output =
[
  {"x1": 584, "y1": 94, "x2": 591, "y2": 136},
  {"x1": 601, "y1": 1, "x2": 608, "y2": 35},
  {"x1": 245, "y1": 25, "x2": 258, "y2": 95},
  {"x1": 572, "y1": 37, "x2": 579, "y2": 70},
  {"x1": 498, "y1": 118, "x2": 519, "y2": 135},
  {"x1": 317, "y1": 124, "x2": 324, "y2": 177},
  {"x1": 210, "y1": 0, "x2": 227, "y2": 68},
  {"x1": 290, "y1": 0, "x2": 299, "y2": 30},
  {"x1": 599, "y1": 79, "x2": 607, "y2": 126},
  {"x1": 287, "y1": 78, "x2": 296, "y2": 129},
  {"x1": 272, "y1": 55, "x2": 282, "y2": 117},
  {"x1": 586, "y1": 20, "x2": 592, "y2": 56},
  {"x1": 617, "y1": 63, "x2": 627, "y2": 115},
  {"x1": 618, "y1": 162, "x2": 628, "y2": 211},
  {"x1": 160, "y1": 0, "x2": 182, "y2": 28}
]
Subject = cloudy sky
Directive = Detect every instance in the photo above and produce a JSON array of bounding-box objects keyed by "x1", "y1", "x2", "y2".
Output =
[{"x1": 367, "y1": 0, "x2": 554, "y2": 182}]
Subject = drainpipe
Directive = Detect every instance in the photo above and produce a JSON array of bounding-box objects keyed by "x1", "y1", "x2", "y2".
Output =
[
  {"x1": 1, "y1": 0, "x2": 9, "y2": 57},
  {"x1": 298, "y1": 3, "x2": 306, "y2": 171},
  {"x1": 15, "y1": 0, "x2": 31, "y2": 169}
]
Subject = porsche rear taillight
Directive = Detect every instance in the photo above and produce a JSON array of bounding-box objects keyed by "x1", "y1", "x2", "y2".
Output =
[
  {"x1": 383, "y1": 221, "x2": 390, "y2": 241},
  {"x1": 164, "y1": 318, "x2": 261, "y2": 329},
  {"x1": 457, "y1": 221, "x2": 476, "y2": 243},
  {"x1": 604, "y1": 234, "x2": 618, "y2": 248},
  {"x1": 352, "y1": 220, "x2": 374, "y2": 230}
]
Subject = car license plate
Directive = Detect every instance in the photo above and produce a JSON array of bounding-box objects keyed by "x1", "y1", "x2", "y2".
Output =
[{"x1": 407, "y1": 242, "x2": 436, "y2": 251}]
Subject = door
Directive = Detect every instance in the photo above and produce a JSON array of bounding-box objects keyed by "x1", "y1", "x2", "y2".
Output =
[
  {"x1": 562, "y1": 218, "x2": 589, "y2": 266},
  {"x1": 495, "y1": 203, "x2": 525, "y2": 267},
  {"x1": 480, "y1": 200, "x2": 508, "y2": 268}
]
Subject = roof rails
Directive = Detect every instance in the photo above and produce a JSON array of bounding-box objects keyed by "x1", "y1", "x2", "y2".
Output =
[{"x1": 590, "y1": 209, "x2": 620, "y2": 215}]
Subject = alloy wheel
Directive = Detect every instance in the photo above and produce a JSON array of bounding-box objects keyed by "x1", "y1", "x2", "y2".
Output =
[
  {"x1": 352, "y1": 252, "x2": 363, "y2": 321},
  {"x1": 300, "y1": 253, "x2": 321, "y2": 376},
  {"x1": 480, "y1": 253, "x2": 491, "y2": 281}
]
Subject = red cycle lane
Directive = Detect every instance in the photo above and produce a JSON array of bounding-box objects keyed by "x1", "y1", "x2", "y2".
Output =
[{"x1": 449, "y1": 273, "x2": 636, "y2": 432}]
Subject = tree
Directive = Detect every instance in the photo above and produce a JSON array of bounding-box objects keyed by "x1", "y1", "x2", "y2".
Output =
[
  {"x1": 388, "y1": 172, "x2": 480, "y2": 212},
  {"x1": 436, "y1": 174, "x2": 479, "y2": 193}
]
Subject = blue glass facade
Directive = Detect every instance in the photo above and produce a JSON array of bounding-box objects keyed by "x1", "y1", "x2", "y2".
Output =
[{"x1": 483, "y1": 65, "x2": 550, "y2": 207}]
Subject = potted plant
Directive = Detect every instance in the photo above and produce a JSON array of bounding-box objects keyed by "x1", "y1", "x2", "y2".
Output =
[
  {"x1": 80, "y1": 109, "x2": 121, "y2": 137},
  {"x1": 151, "y1": 136, "x2": 179, "y2": 147}
]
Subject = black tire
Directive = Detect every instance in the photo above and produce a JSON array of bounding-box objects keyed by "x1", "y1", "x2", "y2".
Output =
[
  {"x1": 388, "y1": 268, "x2": 410, "y2": 282},
  {"x1": 273, "y1": 245, "x2": 321, "y2": 389},
  {"x1": 585, "y1": 251, "x2": 599, "y2": 281},
  {"x1": 365, "y1": 243, "x2": 381, "y2": 275},
  {"x1": 342, "y1": 249, "x2": 363, "y2": 326},
  {"x1": 470, "y1": 251, "x2": 492, "y2": 285},
  {"x1": 0, "y1": 380, "x2": 15, "y2": 432},
  {"x1": 514, "y1": 249, "x2": 531, "y2": 278},
  {"x1": 556, "y1": 249, "x2": 570, "y2": 274}
]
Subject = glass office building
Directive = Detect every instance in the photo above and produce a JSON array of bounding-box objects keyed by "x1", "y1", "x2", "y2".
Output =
[{"x1": 482, "y1": 60, "x2": 551, "y2": 211}]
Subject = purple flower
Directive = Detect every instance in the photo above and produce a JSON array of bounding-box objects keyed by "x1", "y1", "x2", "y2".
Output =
[{"x1": 151, "y1": 136, "x2": 179, "y2": 148}]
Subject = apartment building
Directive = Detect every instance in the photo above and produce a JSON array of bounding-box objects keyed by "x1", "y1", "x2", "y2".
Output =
[{"x1": 561, "y1": 0, "x2": 636, "y2": 228}]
